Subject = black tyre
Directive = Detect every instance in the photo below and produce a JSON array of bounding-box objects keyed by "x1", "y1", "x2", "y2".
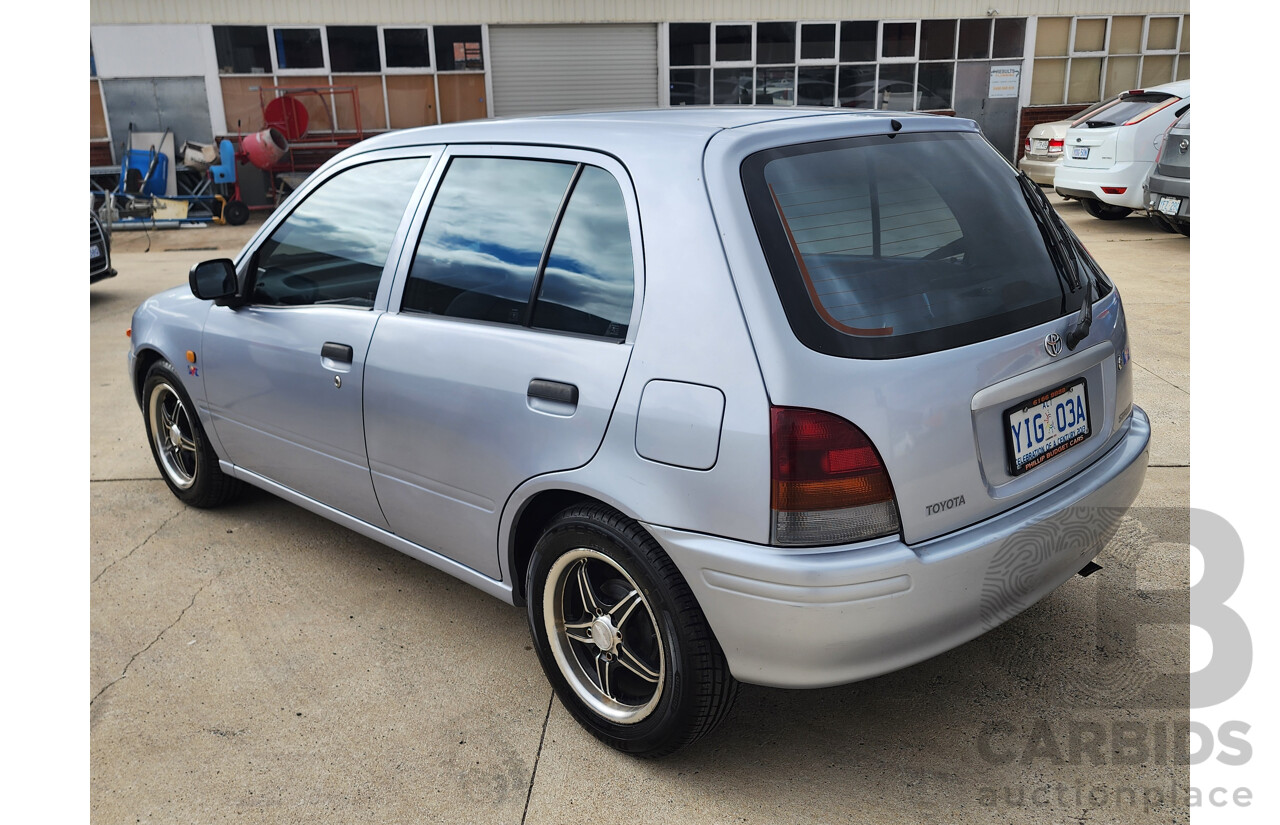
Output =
[
  {"x1": 1080, "y1": 198, "x2": 1132, "y2": 220},
  {"x1": 526, "y1": 504, "x2": 737, "y2": 757},
  {"x1": 143, "y1": 361, "x2": 243, "y2": 507},
  {"x1": 223, "y1": 199, "x2": 250, "y2": 226}
]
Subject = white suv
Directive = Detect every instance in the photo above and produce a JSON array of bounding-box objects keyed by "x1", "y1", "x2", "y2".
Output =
[{"x1": 1054, "y1": 79, "x2": 1190, "y2": 220}]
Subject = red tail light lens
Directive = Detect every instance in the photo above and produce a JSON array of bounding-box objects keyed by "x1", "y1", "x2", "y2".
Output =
[
  {"x1": 1024, "y1": 137, "x2": 1031, "y2": 152},
  {"x1": 1101, "y1": 186, "x2": 1127, "y2": 195},
  {"x1": 770, "y1": 407, "x2": 900, "y2": 546},
  {"x1": 1048, "y1": 138, "x2": 1064, "y2": 154}
]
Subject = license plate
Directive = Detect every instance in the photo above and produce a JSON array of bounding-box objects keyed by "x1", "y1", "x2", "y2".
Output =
[
  {"x1": 1158, "y1": 196, "x2": 1182, "y2": 216},
  {"x1": 1004, "y1": 379, "x2": 1091, "y2": 476},
  {"x1": 90, "y1": 243, "x2": 101, "y2": 259},
  {"x1": 1070, "y1": 146, "x2": 1090, "y2": 160},
  {"x1": 1032, "y1": 138, "x2": 1048, "y2": 152}
]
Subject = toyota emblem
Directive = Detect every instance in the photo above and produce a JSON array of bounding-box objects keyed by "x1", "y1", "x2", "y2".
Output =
[{"x1": 1044, "y1": 332, "x2": 1063, "y2": 357}]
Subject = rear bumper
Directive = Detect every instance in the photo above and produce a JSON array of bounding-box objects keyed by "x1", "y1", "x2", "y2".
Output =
[
  {"x1": 646, "y1": 406, "x2": 1151, "y2": 688},
  {"x1": 1145, "y1": 174, "x2": 1190, "y2": 220},
  {"x1": 1054, "y1": 161, "x2": 1151, "y2": 209},
  {"x1": 1017, "y1": 155, "x2": 1061, "y2": 187}
]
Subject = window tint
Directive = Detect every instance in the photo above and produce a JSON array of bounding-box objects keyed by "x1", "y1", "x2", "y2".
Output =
[
  {"x1": 434, "y1": 26, "x2": 484, "y2": 70},
  {"x1": 670, "y1": 23, "x2": 711, "y2": 65},
  {"x1": 251, "y1": 158, "x2": 429, "y2": 307},
  {"x1": 743, "y1": 132, "x2": 1073, "y2": 358},
  {"x1": 532, "y1": 166, "x2": 634, "y2": 338},
  {"x1": 403, "y1": 158, "x2": 576, "y2": 322}
]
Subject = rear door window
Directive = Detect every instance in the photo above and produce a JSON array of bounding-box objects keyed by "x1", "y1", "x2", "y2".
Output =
[
  {"x1": 743, "y1": 131, "x2": 1075, "y2": 359},
  {"x1": 403, "y1": 156, "x2": 634, "y2": 339}
]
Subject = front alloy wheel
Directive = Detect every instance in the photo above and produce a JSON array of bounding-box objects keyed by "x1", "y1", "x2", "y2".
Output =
[
  {"x1": 142, "y1": 360, "x2": 242, "y2": 507},
  {"x1": 148, "y1": 379, "x2": 198, "y2": 489}
]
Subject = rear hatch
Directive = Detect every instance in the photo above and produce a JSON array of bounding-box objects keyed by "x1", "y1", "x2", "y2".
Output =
[
  {"x1": 714, "y1": 121, "x2": 1130, "y2": 545},
  {"x1": 1154, "y1": 109, "x2": 1191, "y2": 179},
  {"x1": 1062, "y1": 90, "x2": 1180, "y2": 169}
]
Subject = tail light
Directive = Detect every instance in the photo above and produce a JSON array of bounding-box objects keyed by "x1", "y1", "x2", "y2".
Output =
[
  {"x1": 1024, "y1": 136, "x2": 1031, "y2": 153},
  {"x1": 770, "y1": 407, "x2": 900, "y2": 546},
  {"x1": 1101, "y1": 186, "x2": 1127, "y2": 195},
  {"x1": 1048, "y1": 138, "x2": 1064, "y2": 154}
]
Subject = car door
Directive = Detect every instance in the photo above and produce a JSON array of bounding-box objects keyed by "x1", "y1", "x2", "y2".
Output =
[
  {"x1": 363, "y1": 147, "x2": 642, "y2": 578},
  {"x1": 201, "y1": 150, "x2": 436, "y2": 527}
]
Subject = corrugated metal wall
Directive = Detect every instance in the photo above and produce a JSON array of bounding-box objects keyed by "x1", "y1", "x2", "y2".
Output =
[
  {"x1": 490, "y1": 25, "x2": 658, "y2": 116},
  {"x1": 91, "y1": 0, "x2": 1190, "y2": 25}
]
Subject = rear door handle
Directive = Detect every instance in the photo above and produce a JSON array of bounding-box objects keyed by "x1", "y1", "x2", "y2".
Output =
[
  {"x1": 321, "y1": 342, "x2": 353, "y2": 364},
  {"x1": 527, "y1": 379, "x2": 578, "y2": 415}
]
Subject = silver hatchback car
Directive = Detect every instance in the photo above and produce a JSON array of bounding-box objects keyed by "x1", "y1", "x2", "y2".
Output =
[{"x1": 129, "y1": 109, "x2": 1149, "y2": 756}]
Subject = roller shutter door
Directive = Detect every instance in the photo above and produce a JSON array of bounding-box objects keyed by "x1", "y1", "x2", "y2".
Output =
[{"x1": 490, "y1": 24, "x2": 658, "y2": 117}]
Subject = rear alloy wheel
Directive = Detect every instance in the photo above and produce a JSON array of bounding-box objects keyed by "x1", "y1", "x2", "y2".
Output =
[
  {"x1": 526, "y1": 504, "x2": 737, "y2": 757},
  {"x1": 1080, "y1": 198, "x2": 1132, "y2": 220},
  {"x1": 143, "y1": 361, "x2": 242, "y2": 507}
]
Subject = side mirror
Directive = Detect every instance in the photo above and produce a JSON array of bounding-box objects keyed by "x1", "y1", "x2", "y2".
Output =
[{"x1": 189, "y1": 259, "x2": 239, "y2": 302}]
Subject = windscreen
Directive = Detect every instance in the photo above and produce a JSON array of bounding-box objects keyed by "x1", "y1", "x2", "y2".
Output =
[{"x1": 742, "y1": 131, "x2": 1075, "y2": 359}]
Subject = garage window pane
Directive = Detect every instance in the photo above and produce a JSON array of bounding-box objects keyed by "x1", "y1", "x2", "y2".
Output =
[
  {"x1": 1073, "y1": 19, "x2": 1106, "y2": 53},
  {"x1": 877, "y1": 64, "x2": 916, "y2": 110},
  {"x1": 1030, "y1": 58, "x2": 1066, "y2": 104},
  {"x1": 757, "y1": 22, "x2": 796, "y2": 64},
  {"x1": 992, "y1": 18, "x2": 1026, "y2": 58},
  {"x1": 1110, "y1": 16, "x2": 1143, "y2": 54},
  {"x1": 837, "y1": 64, "x2": 875, "y2": 107},
  {"x1": 274, "y1": 28, "x2": 325, "y2": 70},
  {"x1": 796, "y1": 66, "x2": 836, "y2": 106},
  {"x1": 327, "y1": 27, "x2": 380, "y2": 73},
  {"x1": 533, "y1": 166, "x2": 634, "y2": 338},
  {"x1": 1103, "y1": 56, "x2": 1140, "y2": 98},
  {"x1": 800, "y1": 23, "x2": 836, "y2": 60},
  {"x1": 1067, "y1": 57, "x2": 1102, "y2": 103},
  {"x1": 713, "y1": 68, "x2": 754, "y2": 104},
  {"x1": 214, "y1": 26, "x2": 271, "y2": 74},
  {"x1": 756, "y1": 67, "x2": 796, "y2": 105},
  {"x1": 670, "y1": 23, "x2": 711, "y2": 66},
  {"x1": 435, "y1": 26, "x2": 484, "y2": 70},
  {"x1": 957, "y1": 19, "x2": 991, "y2": 59},
  {"x1": 917, "y1": 63, "x2": 953, "y2": 110},
  {"x1": 1035, "y1": 17, "x2": 1070, "y2": 57},
  {"x1": 881, "y1": 22, "x2": 916, "y2": 58},
  {"x1": 919, "y1": 20, "x2": 955, "y2": 60},
  {"x1": 1147, "y1": 17, "x2": 1179, "y2": 51},
  {"x1": 670, "y1": 68, "x2": 710, "y2": 105},
  {"x1": 404, "y1": 158, "x2": 576, "y2": 323},
  {"x1": 252, "y1": 158, "x2": 429, "y2": 307},
  {"x1": 839, "y1": 21, "x2": 877, "y2": 62},
  {"x1": 384, "y1": 28, "x2": 432, "y2": 69},
  {"x1": 716, "y1": 24, "x2": 752, "y2": 62},
  {"x1": 1140, "y1": 54, "x2": 1175, "y2": 87}
]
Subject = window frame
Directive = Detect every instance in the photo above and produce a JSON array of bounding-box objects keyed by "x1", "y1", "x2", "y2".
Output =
[
  {"x1": 388, "y1": 143, "x2": 645, "y2": 343},
  {"x1": 712, "y1": 22, "x2": 756, "y2": 66},
  {"x1": 379, "y1": 25, "x2": 437, "y2": 74},
  {"x1": 877, "y1": 20, "x2": 920, "y2": 63},
  {"x1": 1068, "y1": 16, "x2": 1110, "y2": 57},
  {"x1": 1142, "y1": 15, "x2": 1183, "y2": 55},
  {"x1": 797, "y1": 21, "x2": 839, "y2": 65}
]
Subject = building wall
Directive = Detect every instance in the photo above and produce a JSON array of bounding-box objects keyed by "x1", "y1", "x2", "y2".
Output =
[{"x1": 90, "y1": 1, "x2": 1191, "y2": 26}]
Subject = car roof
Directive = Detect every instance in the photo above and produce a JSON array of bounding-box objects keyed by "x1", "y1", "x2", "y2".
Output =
[{"x1": 354, "y1": 106, "x2": 955, "y2": 156}]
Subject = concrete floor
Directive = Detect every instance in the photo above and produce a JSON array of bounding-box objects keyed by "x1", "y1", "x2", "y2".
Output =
[{"x1": 90, "y1": 194, "x2": 1190, "y2": 824}]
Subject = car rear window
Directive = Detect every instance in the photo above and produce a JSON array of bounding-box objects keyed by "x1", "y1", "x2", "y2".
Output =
[
  {"x1": 1077, "y1": 92, "x2": 1176, "y2": 127},
  {"x1": 742, "y1": 131, "x2": 1077, "y2": 359}
]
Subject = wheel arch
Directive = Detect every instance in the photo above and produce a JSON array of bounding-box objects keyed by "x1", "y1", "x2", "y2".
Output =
[
  {"x1": 132, "y1": 346, "x2": 166, "y2": 409},
  {"x1": 506, "y1": 488, "x2": 650, "y2": 606}
]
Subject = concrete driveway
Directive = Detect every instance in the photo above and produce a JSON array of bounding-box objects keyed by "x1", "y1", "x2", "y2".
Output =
[{"x1": 90, "y1": 196, "x2": 1190, "y2": 824}]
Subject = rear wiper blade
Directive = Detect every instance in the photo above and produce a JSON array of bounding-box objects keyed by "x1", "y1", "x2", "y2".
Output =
[{"x1": 1016, "y1": 171, "x2": 1080, "y2": 292}]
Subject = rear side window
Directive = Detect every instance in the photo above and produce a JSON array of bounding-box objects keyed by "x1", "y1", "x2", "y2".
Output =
[
  {"x1": 743, "y1": 131, "x2": 1073, "y2": 359},
  {"x1": 403, "y1": 157, "x2": 634, "y2": 338}
]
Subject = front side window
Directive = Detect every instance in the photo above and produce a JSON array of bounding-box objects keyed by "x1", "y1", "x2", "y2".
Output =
[
  {"x1": 250, "y1": 158, "x2": 429, "y2": 307},
  {"x1": 743, "y1": 132, "x2": 1078, "y2": 358}
]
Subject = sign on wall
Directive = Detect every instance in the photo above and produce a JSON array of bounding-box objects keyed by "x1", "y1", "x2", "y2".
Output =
[{"x1": 988, "y1": 66, "x2": 1021, "y2": 99}]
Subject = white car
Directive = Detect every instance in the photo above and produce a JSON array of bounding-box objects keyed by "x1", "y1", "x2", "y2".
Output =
[{"x1": 1054, "y1": 79, "x2": 1190, "y2": 220}]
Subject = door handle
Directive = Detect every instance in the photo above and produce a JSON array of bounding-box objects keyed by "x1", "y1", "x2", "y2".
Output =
[
  {"x1": 321, "y1": 342, "x2": 353, "y2": 363},
  {"x1": 527, "y1": 379, "x2": 578, "y2": 416}
]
